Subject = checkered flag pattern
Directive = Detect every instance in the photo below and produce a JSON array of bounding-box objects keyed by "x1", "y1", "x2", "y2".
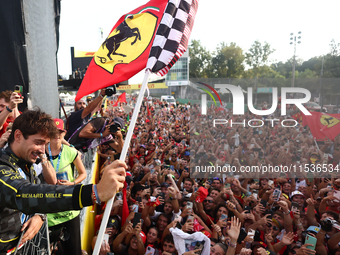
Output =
[{"x1": 146, "y1": 0, "x2": 199, "y2": 76}]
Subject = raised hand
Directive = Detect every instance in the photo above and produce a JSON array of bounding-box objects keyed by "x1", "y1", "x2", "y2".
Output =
[
  {"x1": 124, "y1": 222, "x2": 133, "y2": 235},
  {"x1": 281, "y1": 231, "x2": 295, "y2": 245},
  {"x1": 226, "y1": 201, "x2": 236, "y2": 211},
  {"x1": 306, "y1": 194, "x2": 316, "y2": 206},
  {"x1": 182, "y1": 219, "x2": 194, "y2": 233},
  {"x1": 183, "y1": 249, "x2": 202, "y2": 255},
  {"x1": 259, "y1": 214, "x2": 271, "y2": 225},
  {"x1": 97, "y1": 160, "x2": 127, "y2": 201},
  {"x1": 226, "y1": 216, "x2": 241, "y2": 241},
  {"x1": 212, "y1": 224, "x2": 222, "y2": 235},
  {"x1": 239, "y1": 248, "x2": 252, "y2": 255},
  {"x1": 296, "y1": 244, "x2": 316, "y2": 255},
  {"x1": 265, "y1": 229, "x2": 274, "y2": 243},
  {"x1": 257, "y1": 247, "x2": 268, "y2": 255},
  {"x1": 133, "y1": 221, "x2": 142, "y2": 236}
]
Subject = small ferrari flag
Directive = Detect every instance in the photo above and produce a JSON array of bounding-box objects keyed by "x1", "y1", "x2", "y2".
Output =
[
  {"x1": 291, "y1": 112, "x2": 303, "y2": 125},
  {"x1": 75, "y1": 0, "x2": 169, "y2": 101},
  {"x1": 112, "y1": 92, "x2": 127, "y2": 107},
  {"x1": 302, "y1": 112, "x2": 340, "y2": 141}
]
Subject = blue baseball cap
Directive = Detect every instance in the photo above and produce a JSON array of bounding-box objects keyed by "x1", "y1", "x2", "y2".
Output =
[
  {"x1": 306, "y1": 226, "x2": 320, "y2": 234},
  {"x1": 161, "y1": 182, "x2": 170, "y2": 188}
]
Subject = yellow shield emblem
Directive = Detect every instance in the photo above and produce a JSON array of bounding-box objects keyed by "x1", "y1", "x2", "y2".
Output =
[
  {"x1": 320, "y1": 115, "x2": 340, "y2": 128},
  {"x1": 94, "y1": 13, "x2": 157, "y2": 73}
]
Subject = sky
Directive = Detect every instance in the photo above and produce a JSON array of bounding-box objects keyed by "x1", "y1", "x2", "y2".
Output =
[{"x1": 57, "y1": 0, "x2": 339, "y2": 83}]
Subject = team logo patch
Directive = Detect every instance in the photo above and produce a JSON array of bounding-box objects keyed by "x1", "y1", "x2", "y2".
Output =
[
  {"x1": 320, "y1": 115, "x2": 340, "y2": 128},
  {"x1": 94, "y1": 12, "x2": 158, "y2": 73}
]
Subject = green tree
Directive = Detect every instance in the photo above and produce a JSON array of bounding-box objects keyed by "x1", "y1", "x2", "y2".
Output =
[
  {"x1": 245, "y1": 40, "x2": 275, "y2": 78},
  {"x1": 188, "y1": 40, "x2": 212, "y2": 78},
  {"x1": 324, "y1": 39, "x2": 340, "y2": 78},
  {"x1": 211, "y1": 42, "x2": 245, "y2": 78},
  {"x1": 297, "y1": 56, "x2": 322, "y2": 76},
  {"x1": 271, "y1": 60, "x2": 292, "y2": 78},
  {"x1": 298, "y1": 68, "x2": 317, "y2": 78}
]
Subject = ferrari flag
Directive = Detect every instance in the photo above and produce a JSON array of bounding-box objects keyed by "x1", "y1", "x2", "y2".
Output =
[
  {"x1": 302, "y1": 112, "x2": 340, "y2": 141},
  {"x1": 75, "y1": 0, "x2": 169, "y2": 101},
  {"x1": 112, "y1": 92, "x2": 127, "y2": 107}
]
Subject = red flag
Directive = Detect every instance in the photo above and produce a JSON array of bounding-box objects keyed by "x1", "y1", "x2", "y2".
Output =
[
  {"x1": 291, "y1": 112, "x2": 303, "y2": 125},
  {"x1": 147, "y1": 103, "x2": 151, "y2": 116},
  {"x1": 302, "y1": 112, "x2": 340, "y2": 141},
  {"x1": 112, "y1": 92, "x2": 127, "y2": 107},
  {"x1": 75, "y1": 0, "x2": 169, "y2": 101},
  {"x1": 121, "y1": 187, "x2": 129, "y2": 227}
]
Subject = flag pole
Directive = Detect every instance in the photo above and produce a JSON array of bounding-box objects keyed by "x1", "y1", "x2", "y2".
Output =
[
  {"x1": 93, "y1": 69, "x2": 151, "y2": 255},
  {"x1": 314, "y1": 138, "x2": 320, "y2": 151}
]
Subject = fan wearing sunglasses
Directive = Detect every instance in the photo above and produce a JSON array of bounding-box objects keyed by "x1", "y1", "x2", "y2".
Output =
[{"x1": 269, "y1": 219, "x2": 296, "y2": 254}]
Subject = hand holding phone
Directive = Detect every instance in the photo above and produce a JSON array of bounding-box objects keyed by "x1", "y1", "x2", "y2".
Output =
[
  {"x1": 133, "y1": 213, "x2": 142, "y2": 228},
  {"x1": 304, "y1": 234, "x2": 317, "y2": 250},
  {"x1": 247, "y1": 228, "x2": 255, "y2": 239},
  {"x1": 220, "y1": 214, "x2": 228, "y2": 221},
  {"x1": 14, "y1": 85, "x2": 23, "y2": 97},
  {"x1": 224, "y1": 183, "x2": 231, "y2": 189},
  {"x1": 103, "y1": 233, "x2": 109, "y2": 245},
  {"x1": 291, "y1": 202, "x2": 299, "y2": 213}
]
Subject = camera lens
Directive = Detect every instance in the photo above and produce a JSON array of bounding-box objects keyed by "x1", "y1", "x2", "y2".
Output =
[{"x1": 105, "y1": 86, "x2": 116, "y2": 96}]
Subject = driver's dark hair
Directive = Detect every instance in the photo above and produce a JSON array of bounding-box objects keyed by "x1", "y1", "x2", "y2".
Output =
[
  {"x1": 8, "y1": 108, "x2": 58, "y2": 144},
  {"x1": 0, "y1": 90, "x2": 12, "y2": 102}
]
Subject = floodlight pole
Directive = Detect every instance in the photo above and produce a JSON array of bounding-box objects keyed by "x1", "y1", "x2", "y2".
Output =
[{"x1": 290, "y1": 32, "x2": 302, "y2": 87}]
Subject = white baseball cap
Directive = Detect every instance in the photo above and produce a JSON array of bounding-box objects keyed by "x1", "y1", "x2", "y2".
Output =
[{"x1": 290, "y1": 190, "x2": 305, "y2": 199}]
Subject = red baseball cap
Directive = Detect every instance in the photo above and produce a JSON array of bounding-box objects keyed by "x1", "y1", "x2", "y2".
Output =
[
  {"x1": 139, "y1": 231, "x2": 146, "y2": 244},
  {"x1": 53, "y1": 118, "x2": 66, "y2": 132},
  {"x1": 201, "y1": 230, "x2": 211, "y2": 238}
]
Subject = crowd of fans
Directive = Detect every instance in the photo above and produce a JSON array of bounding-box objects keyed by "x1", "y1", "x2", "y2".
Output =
[
  {"x1": 1, "y1": 88, "x2": 340, "y2": 255},
  {"x1": 88, "y1": 92, "x2": 340, "y2": 255}
]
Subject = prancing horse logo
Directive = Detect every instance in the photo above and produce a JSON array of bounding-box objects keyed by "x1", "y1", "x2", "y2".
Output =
[
  {"x1": 98, "y1": 19, "x2": 141, "y2": 62},
  {"x1": 320, "y1": 115, "x2": 340, "y2": 128},
  {"x1": 94, "y1": 12, "x2": 158, "y2": 74}
]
